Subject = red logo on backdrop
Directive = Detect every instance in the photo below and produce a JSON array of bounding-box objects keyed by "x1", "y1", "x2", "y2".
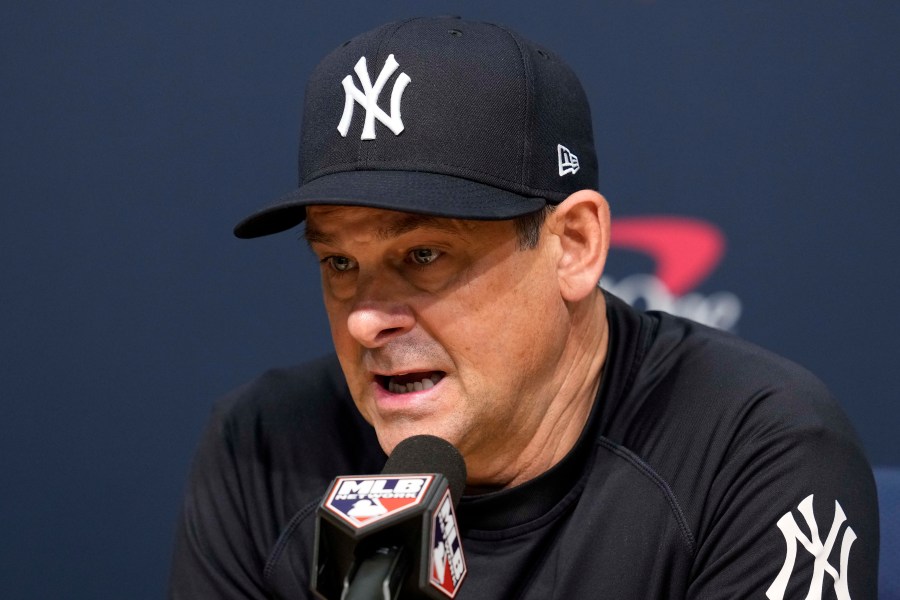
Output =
[
  {"x1": 603, "y1": 216, "x2": 742, "y2": 330},
  {"x1": 609, "y1": 217, "x2": 724, "y2": 295}
]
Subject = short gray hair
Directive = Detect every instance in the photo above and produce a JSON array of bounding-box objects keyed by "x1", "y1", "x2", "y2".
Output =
[{"x1": 513, "y1": 205, "x2": 556, "y2": 250}]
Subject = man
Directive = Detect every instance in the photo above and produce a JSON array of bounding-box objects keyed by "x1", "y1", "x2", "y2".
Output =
[{"x1": 170, "y1": 16, "x2": 878, "y2": 599}]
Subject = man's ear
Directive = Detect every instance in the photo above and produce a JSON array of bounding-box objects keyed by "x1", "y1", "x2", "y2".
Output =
[{"x1": 547, "y1": 190, "x2": 610, "y2": 302}]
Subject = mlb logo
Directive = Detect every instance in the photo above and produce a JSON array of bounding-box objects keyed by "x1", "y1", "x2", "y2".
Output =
[
  {"x1": 429, "y1": 489, "x2": 466, "y2": 597},
  {"x1": 324, "y1": 475, "x2": 433, "y2": 529}
]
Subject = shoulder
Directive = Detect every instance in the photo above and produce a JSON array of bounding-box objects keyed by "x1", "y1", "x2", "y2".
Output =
[
  {"x1": 215, "y1": 354, "x2": 346, "y2": 415},
  {"x1": 203, "y1": 353, "x2": 384, "y2": 497},
  {"x1": 599, "y1": 304, "x2": 879, "y2": 597},
  {"x1": 614, "y1": 307, "x2": 870, "y2": 485},
  {"x1": 170, "y1": 355, "x2": 385, "y2": 596},
  {"x1": 612, "y1": 306, "x2": 858, "y2": 452}
]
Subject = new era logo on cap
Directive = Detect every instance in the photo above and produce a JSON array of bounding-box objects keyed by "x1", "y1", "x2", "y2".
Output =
[{"x1": 558, "y1": 144, "x2": 579, "y2": 176}]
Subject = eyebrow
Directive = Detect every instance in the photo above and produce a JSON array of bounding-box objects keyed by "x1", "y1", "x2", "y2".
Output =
[{"x1": 304, "y1": 213, "x2": 466, "y2": 247}]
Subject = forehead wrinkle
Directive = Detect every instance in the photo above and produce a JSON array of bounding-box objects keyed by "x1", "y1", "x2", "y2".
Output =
[
  {"x1": 377, "y1": 214, "x2": 467, "y2": 241},
  {"x1": 304, "y1": 212, "x2": 468, "y2": 248}
]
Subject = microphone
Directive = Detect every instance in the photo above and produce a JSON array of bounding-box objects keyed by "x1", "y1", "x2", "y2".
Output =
[{"x1": 311, "y1": 435, "x2": 468, "y2": 599}]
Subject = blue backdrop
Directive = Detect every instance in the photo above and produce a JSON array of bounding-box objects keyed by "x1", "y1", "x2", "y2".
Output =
[{"x1": 2, "y1": 1, "x2": 897, "y2": 597}]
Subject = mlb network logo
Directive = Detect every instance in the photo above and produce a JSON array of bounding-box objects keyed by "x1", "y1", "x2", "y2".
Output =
[
  {"x1": 324, "y1": 475, "x2": 433, "y2": 529},
  {"x1": 429, "y1": 489, "x2": 466, "y2": 598}
]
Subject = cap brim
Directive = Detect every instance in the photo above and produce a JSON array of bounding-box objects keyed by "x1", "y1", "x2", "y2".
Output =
[{"x1": 233, "y1": 170, "x2": 548, "y2": 239}]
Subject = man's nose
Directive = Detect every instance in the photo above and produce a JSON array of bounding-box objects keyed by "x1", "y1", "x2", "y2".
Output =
[{"x1": 346, "y1": 278, "x2": 415, "y2": 348}]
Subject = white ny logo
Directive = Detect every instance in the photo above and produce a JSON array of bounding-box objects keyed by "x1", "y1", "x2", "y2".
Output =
[
  {"x1": 337, "y1": 54, "x2": 411, "y2": 140},
  {"x1": 766, "y1": 494, "x2": 857, "y2": 600}
]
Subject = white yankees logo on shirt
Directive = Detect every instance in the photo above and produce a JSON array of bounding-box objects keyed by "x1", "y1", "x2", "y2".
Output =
[{"x1": 766, "y1": 494, "x2": 856, "y2": 600}]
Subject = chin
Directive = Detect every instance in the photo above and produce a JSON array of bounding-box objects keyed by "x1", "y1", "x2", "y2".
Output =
[{"x1": 374, "y1": 421, "x2": 461, "y2": 457}]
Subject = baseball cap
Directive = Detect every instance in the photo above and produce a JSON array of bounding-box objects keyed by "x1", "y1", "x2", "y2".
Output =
[{"x1": 234, "y1": 16, "x2": 598, "y2": 239}]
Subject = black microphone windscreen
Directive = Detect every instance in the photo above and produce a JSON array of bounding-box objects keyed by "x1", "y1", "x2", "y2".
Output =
[{"x1": 382, "y1": 435, "x2": 467, "y2": 506}]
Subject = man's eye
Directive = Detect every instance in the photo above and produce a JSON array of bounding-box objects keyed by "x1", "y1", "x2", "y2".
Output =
[
  {"x1": 409, "y1": 248, "x2": 441, "y2": 265},
  {"x1": 325, "y1": 256, "x2": 356, "y2": 272}
]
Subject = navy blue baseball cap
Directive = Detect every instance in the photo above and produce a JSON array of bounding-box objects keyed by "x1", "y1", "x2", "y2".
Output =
[{"x1": 234, "y1": 16, "x2": 598, "y2": 239}]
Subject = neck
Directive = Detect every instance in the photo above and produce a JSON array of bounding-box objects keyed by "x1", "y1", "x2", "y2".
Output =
[{"x1": 467, "y1": 290, "x2": 609, "y2": 489}]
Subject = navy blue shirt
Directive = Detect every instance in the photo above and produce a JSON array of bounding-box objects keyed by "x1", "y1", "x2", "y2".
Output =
[{"x1": 169, "y1": 293, "x2": 878, "y2": 599}]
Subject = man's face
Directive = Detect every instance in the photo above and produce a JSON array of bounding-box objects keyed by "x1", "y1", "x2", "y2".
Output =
[{"x1": 305, "y1": 205, "x2": 571, "y2": 479}]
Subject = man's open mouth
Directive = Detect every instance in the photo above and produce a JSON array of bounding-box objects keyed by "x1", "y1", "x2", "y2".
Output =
[{"x1": 376, "y1": 372, "x2": 445, "y2": 394}]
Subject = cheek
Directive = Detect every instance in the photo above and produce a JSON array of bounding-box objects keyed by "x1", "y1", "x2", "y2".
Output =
[{"x1": 428, "y1": 258, "x2": 559, "y2": 375}]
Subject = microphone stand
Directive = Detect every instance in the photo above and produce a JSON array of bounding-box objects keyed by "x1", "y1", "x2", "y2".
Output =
[{"x1": 342, "y1": 546, "x2": 410, "y2": 600}]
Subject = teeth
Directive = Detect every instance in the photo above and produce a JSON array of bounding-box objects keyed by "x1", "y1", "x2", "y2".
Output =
[{"x1": 387, "y1": 374, "x2": 440, "y2": 394}]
